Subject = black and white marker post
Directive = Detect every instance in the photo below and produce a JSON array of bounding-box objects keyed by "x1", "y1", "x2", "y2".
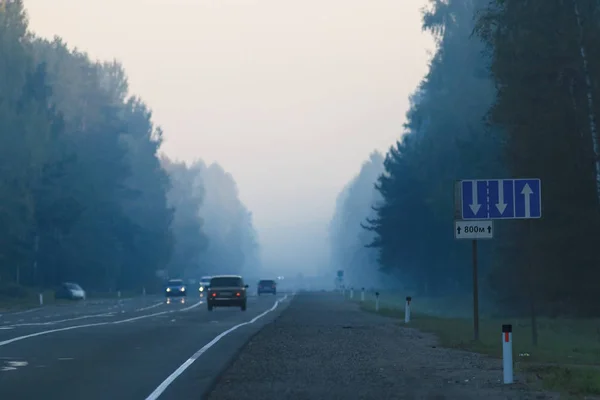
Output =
[
  {"x1": 361, "y1": 287, "x2": 365, "y2": 302},
  {"x1": 502, "y1": 324, "x2": 513, "y2": 384},
  {"x1": 375, "y1": 292, "x2": 380, "y2": 312},
  {"x1": 405, "y1": 296, "x2": 411, "y2": 323},
  {"x1": 350, "y1": 287, "x2": 354, "y2": 299}
]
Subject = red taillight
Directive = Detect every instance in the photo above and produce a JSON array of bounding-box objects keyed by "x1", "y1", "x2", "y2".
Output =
[
  {"x1": 212, "y1": 293, "x2": 216, "y2": 297},
  {"x1": 236, "y1": 292, "x2": 241, "y2": 297}
]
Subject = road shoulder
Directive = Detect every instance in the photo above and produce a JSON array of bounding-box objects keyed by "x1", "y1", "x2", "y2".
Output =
[{"x1": 207, "y1": 292, "x2": 558, "y2": 400}]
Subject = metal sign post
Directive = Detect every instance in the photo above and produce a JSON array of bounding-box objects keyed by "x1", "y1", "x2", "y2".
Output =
[
  {"x1": 454, "y1": 220, "x2": 493, "y2": 341},
  {"x1": 457, "y1": 178, "x2": 542, "y2": 343}
]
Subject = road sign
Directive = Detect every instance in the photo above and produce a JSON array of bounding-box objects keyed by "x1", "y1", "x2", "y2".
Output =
[
  {"x1": 455, "y1": 220, "x2": 493, "y2": 239},
  {"x1": 337, "y1": 270, "x2": 344, "y2": 278},
  {"x1": 460, "y1": 179, "x2": 541, "y2": 220}
]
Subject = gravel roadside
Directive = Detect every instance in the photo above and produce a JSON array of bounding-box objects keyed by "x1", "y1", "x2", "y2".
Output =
[{"x1": 207, "y1": 292, "x2": 559, "y2": 400}]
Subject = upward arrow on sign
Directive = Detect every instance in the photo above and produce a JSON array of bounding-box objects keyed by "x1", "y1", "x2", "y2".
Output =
[{"x1": 521, "y1": 183, "x2": 533, "y2": 218}]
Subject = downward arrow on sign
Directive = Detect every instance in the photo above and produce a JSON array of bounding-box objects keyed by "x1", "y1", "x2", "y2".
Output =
[
  {"x1": 469, "y1": 181, "x2": 481, "y2": 215},
  {"x1": 496, "y1": 180, "x2": 507, "y2": 214}
]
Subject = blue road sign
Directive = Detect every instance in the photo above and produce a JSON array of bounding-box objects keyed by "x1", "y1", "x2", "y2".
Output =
[{"x1": 460, "y1": 179, "x2": 541, "y2": 220}]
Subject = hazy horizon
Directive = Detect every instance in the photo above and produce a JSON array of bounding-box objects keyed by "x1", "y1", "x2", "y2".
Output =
[{"x1": 24, "y1": 0, "x2": 434, "y2": 274}]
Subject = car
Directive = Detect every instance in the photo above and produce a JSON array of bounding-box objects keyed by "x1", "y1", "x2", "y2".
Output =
[
  {"x1": 207, "y1": 275, "x2": 248, "y2": 311},
  {"x1": 55, "y1": 282, "x2": 86, "y2": 300},
  {"x1": 164, "y1": 279, "x2": 187, "y2": 297},
  {"x1": 257, "y1": 279, "x2": 276, "y2": 295},
  {"x1": 198, "y1": 275, "x2": 211, "y2": 296}
]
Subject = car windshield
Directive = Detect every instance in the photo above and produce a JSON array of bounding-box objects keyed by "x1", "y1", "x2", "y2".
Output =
[
  {"x1": 200, "y1": 279, "x2": 211, "y2": 285},
  {"x1": 167, "y1": 280, "x2": 183, "y2": 286},
  {"x1": 210, "y1": 277, "x2": 243, "y2": 287},
  {"x1": 259, "y1": 280, "x2": 275, "y2": 285},
  {"x1": 65, "y1": 283, "x2": 81, "y2": 290}
]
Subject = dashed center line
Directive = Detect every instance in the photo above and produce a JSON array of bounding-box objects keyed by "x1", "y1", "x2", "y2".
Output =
[
  {"x1": 8, "y1": 313, "x2": 115, "y2": 327},
  {"x1": 135, "y1": 302, "x2": 164, "y2": 312}
]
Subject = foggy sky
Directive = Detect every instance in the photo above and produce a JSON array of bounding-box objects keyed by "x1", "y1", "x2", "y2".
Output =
[{"x1": 25, "y1": 0, "x2": 434, "y2": 274}]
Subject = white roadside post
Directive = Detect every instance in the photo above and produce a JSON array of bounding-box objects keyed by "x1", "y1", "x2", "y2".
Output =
[
  {"x1": 361, "y1": 287, "x2": 365, "y2": 302},
  {"x1": 502, "y1": 324, "x2": 514, "y2": 384},
  {"x1": 405, "y1": 296, "x2": 412, "y2": 323},
  {"x1": 39, "y1": 293, "x2": 43, "y2": 306},
  {"x1": 142, "y1": 287, "x2": 146, "y2": 296},
  {"x1": 375, "y1": 292, "x2": 380, "y2": 312},
  {"x1": 350, "y1": 287, "x2": 354, "y2": 299},
  {"x1": 117, "y1": 290, "x2": 121, "y2": 299}
]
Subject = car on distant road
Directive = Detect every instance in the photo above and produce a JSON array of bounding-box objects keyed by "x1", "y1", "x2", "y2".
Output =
[
  {"x1": 207, "y1": 275, "x2": 248, "y2": 311},
  {"x1": 164, "y1": 279, "x2": 187, "y2": 297},
  {"x1": 55, "y1": 282, "x2": 86, "y2": 300},
  {"x1": 198, "y1": 275, "x2": 211, "y2": 295},
  {"x1": 257, "y1": 279, "x2": 276, "y2": 295}
]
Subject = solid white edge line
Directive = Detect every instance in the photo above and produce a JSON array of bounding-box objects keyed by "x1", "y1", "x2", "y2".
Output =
[
  {"x1": 0, "y1": 300, "x2": 204, "y2": 347},
  {"x1": 144, "y1": 294, "x2": 291, "y2": 400}
]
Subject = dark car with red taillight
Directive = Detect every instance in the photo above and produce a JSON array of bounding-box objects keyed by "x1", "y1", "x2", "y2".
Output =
[
  {"x1": 207, "y1": 275, "x2": 248, "y2": 311},
  {"x1": 257, "y1": 279, "x2": 276, "y2": 295}
]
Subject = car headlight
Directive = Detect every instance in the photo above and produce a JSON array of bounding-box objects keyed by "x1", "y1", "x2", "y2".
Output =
[
  {"x1": 166, "y1": 288, "x2": 171, "y2": 292},
  {"x1": 180, "y1": 287, "x2": 185, "y2": 292},
  {"x1": 199, "y1": 286, "x2": 204, "y2": 292}
]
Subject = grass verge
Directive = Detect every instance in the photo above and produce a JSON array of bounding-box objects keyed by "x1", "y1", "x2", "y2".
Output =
[{"x1": 350, "y1": 293, "x2": 600, "y2": 399}]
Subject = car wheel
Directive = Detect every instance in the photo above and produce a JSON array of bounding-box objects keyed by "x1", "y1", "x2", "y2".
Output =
[{"x1": 241, "y1": 302, "x2": 247, "y2": 311}]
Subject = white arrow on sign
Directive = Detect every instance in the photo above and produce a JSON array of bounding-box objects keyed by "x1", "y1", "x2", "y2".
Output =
[
  {"x1": 521, "y1": 183, "x2": 533, "y2": 218},
  {"x1": 469, "y1": 181, "x2": 481, "y2": 215},
  {"x1": 496, "y1": 179, "x2": 507, "y2": 214}
]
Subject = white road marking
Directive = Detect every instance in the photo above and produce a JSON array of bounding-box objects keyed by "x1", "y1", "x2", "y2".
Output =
[
  {"x1": 9, "y1": 313, "x2": 115, "y2": 327},
  {"x1": 135, "y1": 302, "x2": 163, "y2": 312},
  {"x1": 0, "y1": 359, "x2": 28, "y2": 372},
  {"x1": 0, "y1": 300, "x2": 203, "y2": 348},
  {"x1": 0, "y1": 327, "x2": 14, "y2": 330},
  {"x1": 7, "y1": 361, "x2": 27, "y2": 367},
  {"x1": 10, "y1": 308, "x2": 40, "y2": 316},
  {"x1": 145, "y1": 294, "x2": 291, "y2": 400},
  {"x1": 180, "y1": 300, "x2": 203, "y2": 311}
]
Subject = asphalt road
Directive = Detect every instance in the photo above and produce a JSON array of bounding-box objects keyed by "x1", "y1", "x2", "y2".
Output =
[{"x1": 0, "y1": 292, "x2": 291, "y2": 400}]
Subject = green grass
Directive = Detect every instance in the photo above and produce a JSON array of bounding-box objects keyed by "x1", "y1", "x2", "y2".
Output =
[{"x1": 349, "y1": 292, "x2": 600, "y2": 398}]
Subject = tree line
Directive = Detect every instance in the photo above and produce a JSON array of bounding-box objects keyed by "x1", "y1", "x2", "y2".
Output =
[
  {"x1": 0, "y1": 1, "x2": 260, "y2": 295},
  {"x1": 329, "y1": 0, "x2": 600, "y2": 317}
]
